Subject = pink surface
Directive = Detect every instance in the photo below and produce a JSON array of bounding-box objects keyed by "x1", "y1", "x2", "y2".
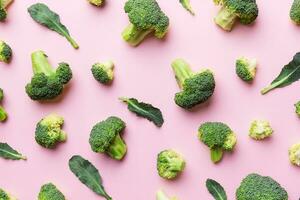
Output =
[{"x1": 0, "y1": 0, "x2": 300, "y2": 199}]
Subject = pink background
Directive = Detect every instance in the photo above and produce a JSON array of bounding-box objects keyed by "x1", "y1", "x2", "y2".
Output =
[{"x1": 0, "y1": 0, "x2": 300, "y2": 199}]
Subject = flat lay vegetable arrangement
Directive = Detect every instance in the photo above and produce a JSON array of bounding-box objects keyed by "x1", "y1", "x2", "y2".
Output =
[{"x1": 1, "y1": 0, "x2": 300, "y2": 199}]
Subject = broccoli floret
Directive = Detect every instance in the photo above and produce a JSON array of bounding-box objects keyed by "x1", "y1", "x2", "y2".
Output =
[
  {"x1": 0, "y1": 188, "x2": 16, "y2": 200},
  {"x1": 0, "y1": 41, "x2": 12, "y2": 63},
  {"x1": 157, "y1": 150, "x2": 185, "y2": 180},
  {"x1": 0, "y1": 88, "x2": 7, "y2": 122},
  {"x1": 290, "y1": 0, "x2": 300, "y2": 24},
  {"x1": 89, "y1": 116, "x2": 127, "y2": 160},
  {"x1": 156, "y1": 189, "x2": 178, "y2": 200},
  {"x1": 0, "y1": 0, "x2": 13, "y2": 22},
  {"x1": 236, "y1": 173, "x2": 288, "y2": 200},
  {"x1": 35, "y1": 114, "x2": 67, "y2": 149},
  {"x1": 122, "y1": 0, "x2": 169, "y2": 46},
  {"x1": 88, "y1": 0, "x2": 104, "y2": 6},
  {"x1": 294, "y1": 101, "x2": 300, "y2": 116},
  {"x1": 38, "y1": 183, "x2": 65, "y2": 200},
  {"x1": 91, "y1": 61, "x2": 114, "y2": 84},
  {"x1": 213, "y1": 0, "x2": 259, "y2": 31},
  {"x1": 289, "y1": 143, "x2": 300, "y2": 166},
  {"x1": 198, "y1": 122, "x2": 237, "y2": 163},
  {"x1": 236, "y1": 57, "x2": 257, "y2": 82},
  {"x1": 249, "y1": 120, "x2": 273, "y2": 140},
  {"x1": 171, "y1": 59, "x2": 215, "y2": 109},
  {"x1": 25, "y1": 51, "x2": 72, "y2": 101}
]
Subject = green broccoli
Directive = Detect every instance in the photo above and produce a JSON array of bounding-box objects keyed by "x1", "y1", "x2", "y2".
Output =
[
  {"x1": 0, "y1": 88, "x2": 7, "y2": 122},
  {"x1": 89, "y1": 116, "x2": 127, "y2": 160},
  {"x1": 0, "y1": 188, "x2": 16, "y2": 200},
  {"x1": 289, "y1": 143, "x2": 300, "y2": 166},
  {"x1": 25, "y1": 51, "x2": 72, "y2": 101},
  {"x1": 122, "y1": 0, "x2": 169, "y2": 46},
  {"x1": 91, "y1": 61, "x2": 114, "y2": 84},
  {"x1": 88, "y1": 0, "x2": 104, "y2": 6},
  {"x1": 0, "y1": 40, "x2": 12, "y2": 63},
  {"x1": 236, "y1": 57, "x2": 257, "y2": 82},
  {"x1": 290, "y1": 0, "x2": 300, "y2": 24},
  {"x1": 38, "y1": 183, "x2": 65, "y2": 200},
  {"x1": 213, "y1": 0, "x2": 259, "y2": 31},
  {"x1": 236, "y1": 173, "x2": 288, "y2": 200},
  {"x1": 171, "y1": 59, "x2": 215, "y2": 109},
  {"x1": 35, "y1": 114, "x2": 67, "y2": 149},
  {"x1": 157, "y1": 149, "x2": 185, "y2": 180},
  {"x1": 0, "y1": 0, "x2": 13, "y2": 22},
  {"x1": 249, "y1": 120, "x2": 273, "y2": 140},
  {"x1": 294, "y1": 101, "x2": 300, "y2": 116},
  {"x1": 198, "y1": 122, "x2": 237, "y2": 163},
  {"x1": 156, "y1": 189, "x2": 178, "y2": 200}
]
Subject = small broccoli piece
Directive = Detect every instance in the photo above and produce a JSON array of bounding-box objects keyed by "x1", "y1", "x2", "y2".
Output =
[
  {"x1": 179, "y1": 0, "x2": 195, "y2": 15},
  {"x1": 25, "y1": 51, "x2": 72, "y2": 101},
  {"x1": 35, "y1": 114, "x2": 67, "y2": 149},
  {"x1": 88, "y1": 0, "x2": 104, "y2": 6},
  {"x1": 0, "y1": 41, "x2": 12, "y2": 63},
  {"x1": 236, "y1": 173, "x2": 288, "y2": 200},
  {"x1": 157, "y1": 150, "x2": 185, "y2": 180},
  {"x1": 198, "y1": 122, "x2": 237, "y2": 163},
  {"x1": 91, "y1": 61, "x2": 114, "y2": 84},
  {"x1": 156, "y1": 189, "x2": 178, "y2": 200},
  {"x1": 122, "y1": 0, "x2": 169, "y2": 46},
  {"x1": 249, "y1": 120, "x2": 273, "y2": 140},
  {"x1": 0, "y1": 188, "x2": 16, "y2": 200},
  {"x1": 236, "y1": 57, "x2": 257, "y2": 82},
  {"x1": 213, "y1": 0, "x2": 259, "y2": 31},
  {"x1": 290, "y1": 0, "x2": 300, "y2": 24},
  {"x1": 89, "y1": 116, "x2": 127, "y2": 160},
  {"x1": 294, "y1": 101, "x2": 300, "y2": 116},
  {"x1": 171, "y1": 59, "x2": 215, "y2": 109},
  {"x1": 0, "y1": 88, "x2": 7, "y2": 122},
  {"x1": 289, "y1": 143, "x2": 300, "y2": 166},
  {"x1": 38, "y1": 183, "x2": 65, "y2": 200},
  {"x1": 0, "y1": 0, "x2": 13, "y2": 22}
]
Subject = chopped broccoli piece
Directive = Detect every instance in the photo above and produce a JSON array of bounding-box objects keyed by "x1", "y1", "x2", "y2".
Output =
[
  {"x1": 25, "y1": 51, "x2": 72, "y2": 101},
  {"x1": 38, "y1": 183, "x2": 65, "y2": 200},
  {"x1": 236, "y1": 173, "x2": 288, "y2": 200},
  {"x1": 0, "y1": 0, "x2": 13, "y2": 22},
  {"x1": 156, "y1": 189, "x2": 178, "y2": 200},
  {"x1": 88, "y1": 0, "x2": 104, "y2": 6},
  {"x1": 122, "y1": 0, "x2": 169, "y2": 46},
  {"x1": 91, "y1": 61, "x2": 114, "y2": 84},
  {"x1": 294, "y1": 101, "x2": 300, "y2": 116},
  {"x1": 35, "y1": 114, "x2": 67, "y2": 149},
  {"x1": 171, "y1": 59, "x2": 215, "y2": 109},
  {"x1": 249, "y1": 120, "x2": 273, "y2": 140},
  {"x1": 236, "y1": 57, "x2": 257, "y2": 82},
  {"x1": 157, "y1": 149, "x2": 185, "y2": 180},
  {"x1": 0, "y1": 88, "x2": 7, "y2": 122},
  {"x1": 289, "y1": 143, "x2": 300, "y2": 166},
  {"x1": 0, "y1": 40, "x2": 12, "y2": 63},
  {"x1": 179, "y1": 0, "x2": 195, "y2": 15},
  {"x1": 213, "y1": 0, "x2": 259, "y2": 31},
  {"x1": 198, "y1": 122, "x2": 237, "y2": 163},
  {"x1": 89, "y1": 116, "x2": 127, "y2": 160},
  {"x1": 0, "y1": 188, "x2": 16, "y2": 200},
  {"x1": 290, "y1": 0, "x2": 300, "y2": 24}
]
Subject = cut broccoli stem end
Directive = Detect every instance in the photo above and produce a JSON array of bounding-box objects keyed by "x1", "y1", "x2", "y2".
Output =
[
  {"x1": 31, "y1": 51, "x2": 55, "y2": 76},
  {"x1": 214, "y1": 7, "x2": 237, "y2": 31},
  {"x1": 107, "y1": 134, "x2": 127, "y2": 160},
  {"x1": 156, "y1": 190, "x2": 170, "y2": 200},
  {"x1": 210, "y1": 148, "x2": 223, "y2": 163},
  {"x1": 122, "y1": 24, "x2": 153, "y2": 46},
  {"x1": 0, "y1": 106, "x2": 7, "y2": 121},
  {"x1": 171, "y1": 59, "x2": 194, "y2": 88}
]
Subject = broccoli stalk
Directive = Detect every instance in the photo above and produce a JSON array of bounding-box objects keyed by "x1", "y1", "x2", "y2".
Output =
[
  {"x1": 156, "y1": 190, "x2": 178, "y2": 200},
  {"x1": 107, "y1": 134, "x2": 127, "y2": 160},
  {"x1": 172, "y1": 59, "x2": 194, "y2": 89},
  {"x1": 0, "y1": 0, "x2": 13, "y2": 21},
  {"x1": 0, "y1": 88, "x2": 7, "y2": 122},
  {"x1": 122, "y1": 24, "x2": 154, "y2": 47}
]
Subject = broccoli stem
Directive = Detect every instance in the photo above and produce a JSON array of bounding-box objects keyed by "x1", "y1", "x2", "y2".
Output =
[
  {"x1": 214, "y1": 7, "x2": 237, "y2": 31},
  {"x1": 107, "y1": 134, "x2": 127, "y2": 160},
  {"x1": 156, "y1": 190, "x2": 170, "y2": 200},
  {"x1": 171, "y1": 59, "x2": 193, "y2": 88},
  {"x1": 59, "y1": 131, "x2": 67, "y2": 142},
  {"x1": 31, "y1": 51, "x2": 55, "y2": 76},
  {"x1": 261, "y1": 80, "x2": 284, "y2": 95},
  {"x1": 0, "y1": 106, "x2": 7, "y2": 121},
  {"x1": 65, "y1": 35, "x2": 79, "y2": 49},
  {"x1": 1, "y1": 0, "x2": 13, "y2": 8},
  {"x1": 210, "y1": 148, "x2": 223, "y2": 163},
  {"x1": 122, "y1": 24, "x2": 153, "y2": 46}
]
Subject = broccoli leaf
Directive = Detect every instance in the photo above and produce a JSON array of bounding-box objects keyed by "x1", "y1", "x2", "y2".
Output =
[
  {"x1": 206, "y1": 179, "x2": 227, "y2": 200},
  {"x1": 179, "y1": 0, "x2": 195, "y2": 15},
  {"x1": 68, "y1": 155, "x2": 112, "y2": 200},
  {"x1": 119, "y1": 97, "x2": 164, "y2": 127},
  {"x1": 28, "y1": 3, "x2": 79, "y2": 49},
  {"x1": 0, "y1": 143, "x2": 27, "y2": 160}
]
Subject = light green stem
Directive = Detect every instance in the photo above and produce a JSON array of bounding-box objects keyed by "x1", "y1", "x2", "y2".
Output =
[
  {"x1": 31, "y1": 51, "x2": 54, "y2": 76},
  {"x1": 122, "y1": 24, "x2": 153, "y2": 46},
  {"x1": 171, "y1": 59, "x2": 193, "y2": 88},
  {"x1": 214, "y1": 7, "x2": 237, "y2": 31}
]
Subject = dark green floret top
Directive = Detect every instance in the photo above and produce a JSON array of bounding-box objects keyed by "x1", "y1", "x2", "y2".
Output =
[
  {"x1": 0, "y1": 188, "x2": 15, "y2": 200},
  {"x1": 0, "y1": 0, "x2": 13, "y2": 21},
  {"x1": 38, "y1": 183, "x2": 66, "y2": 200},
  {"x1": 290, "y1": 0, "x2": 300, "y2": 24},
  {"x1": 0, "y1": 40, "x2": 12, "y2": 63},
  {"x1": 91, "y1": 61, "x2": 114, "y2": 84},
  {"x1": 236, "y1": 57, "x2": 257, "y2": 82}
]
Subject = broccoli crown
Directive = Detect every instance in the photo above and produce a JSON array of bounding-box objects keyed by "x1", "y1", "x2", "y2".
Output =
[
  {"x1": 88, "y1": 0, "x2": 104, "y2": 6},
  {"x1": 289, "y1": 143, "x2": 300, "y2": 166},
  {"x1": 25, "y1": 51, "x2": 72, "y2": 101},
  {"x1": 290, "y1": 0, "x2": 300, "y2": 24},
  {"x1": 0, "y1": 189, "x2": 15, "y2": 200},
  {"x1": 0, "y1": 41, "x2": 12, "y2": 63},
  {"x1": 35, "y1": 114, "x2": 67, "y2": 149},
  {"x1": 0, "y1": 88, "x2": 3, "y2": 102},
  {"x1": 236, "y1": 57, "x2": 257, "y2": 82},
  {"x1": 91, "y1": 61, "x2": 114, "y2": 84},
  {"x1": 0, "y1": 8, "x2": 7, "y2": 21},
  {"x1": 249, "y1": 120, "x2": 273, "y2": 140},
  {"x1": 236, "y1": 173, "x2": 288, "y2": 200},
  {"x1": 38, "y1": 183, "x2": 65, "y2": 200},
  {"x1": 157, "y1": 150, "x2": 185, "y2": 180},
  {"x1": 294, "y1": 101, "x2": 300, "y2": 116}
]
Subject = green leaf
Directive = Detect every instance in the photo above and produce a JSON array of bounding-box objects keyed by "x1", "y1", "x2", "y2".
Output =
[
  {"x1": 28, "y1": 3, "x2": 79, "y2": 49},
  {"x1": 119, "y1": 97, "x2": 164, "y2": 127},
  {"x1": 179, "y1": 0, "x2": 195, "y2": 15},
  {"x1": 261, "y1": 52, "x2": 300, "y2": 94},
  {"x1": 210, "y1": 148, "x2": 223, "y2": 163},
  {"x1": 206, "y1": 179, "x2": 227, "y2": 200},
  {"x1": 68, "y1": 155, "x2": 112, "y2": 200},
  {"x1": 0, "y1": 143, "x2": 27, "y2": 160}
]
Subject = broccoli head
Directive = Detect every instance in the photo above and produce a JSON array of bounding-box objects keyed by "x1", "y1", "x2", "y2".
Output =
[
  {"x1": 290, "y1": 0, "x2": 300, "y2": 24},
  {"x1": 89, "y1": 116, "x2": 127, "y2": 160},
  {"x1": 294, "y1": 101, "x2": 300, "y2": 116},
  {"x1": 249, "y1": 120, "x2": 273, "y2": 140},
  {"x1": 236, "y1": 173, "x2": 288, "y2": 200},
  {"x1": 0, "y1": 88, "x2": 7, "y2": 122},
  {"x1": 35, "y1": 114, "x2": 67, "y2": 149},
  {"x1": 213, "y1": 0, "x2": 259, "y2": 31},
  {"x1": 171, "y1": 59, "x2": 215, "y2": 109},
  {"x1": 0, "y1": 40, "x2": 12, "y2": 63},
  {"x1": 0, "y1": 188, "x2": 16, "y2": 200},
  {"x1": 38, "y1": 183, "x2": 65, "y2": 200},
  {"x1": 156, "y1": 189, "x2": 178, "y2": 200},
  {"x1": 88, "y1": 0, "x2": 104, "y2": 6},
  {"x1": 236, "y1": 57, "x2": 257, "y2": 82},
  {"x1": 91, "y1": 61, "x2": 114, "y2": 84},
  {"x1": 25, "y1": 51, "x2": 72, "y2": 101},
  {"x1": 289, "y1": 143, "x2": 300, "y2": 166},
  {"x1": 0, "y1": 0, "x2": 13, "y2": 22},
  {"x1": 157, "y1": 149, "x2": 185, "y2": 180},
  {"x1": 198, "y1": 122, "x2": 237, "y2": 163},
  {"x1": 122, "y1": 0, "x2": 169, "y2": 46}
]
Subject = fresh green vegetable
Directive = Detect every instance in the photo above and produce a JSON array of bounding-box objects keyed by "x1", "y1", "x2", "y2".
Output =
[
  {"x1": 0, "y1": 142, "x2": 26, "y2": 160},
  {"x1": 206, "y1": 179, "x2": 227, "y2": 200},
  {"x1": 261, "y1": 52, "x2": 300, "y2": 94},
  {"x1": 38, "y1": 183, "x2": 65, "y2": 200},
  {"x1": 25, "y1": 50, "x2": 72, "y2": 101},
  {"x1": 35, "y1": 114, "x2": 67, "y2": 149},
  {"x1": 179, "y1": 0, "x2": 194, "y2": 15},
  {"x1": 0, "y1": 88, "x2": 7, "y2": 122},
  {"x1": 294, "y1": 101, "x2": 300, "y2": 116},
  {"x1": 289, "y1": 143, "x2": 300, "y2": 166},
  {"x1": 0, "y1": 188, "x2": 16, "y2": 200},
  {"x1": 198, "y1": 122, "x2": 237, "y2": 163},
  {"x1": 235, "y1": 57, "x2": 257, "y2": 82},
  {"x1": 119, "y1": 97, "x2": 164, "y2": 127},
  {"x1": 69, "y1": 155, "x2": 112, "y2": 200},
  {"x1": 28, "y1": 3, "x2": 79, "y2": 49},
  {"x1": 88, "y1": 0, "x2": 104, "y2": 6},
  {"x1": 213, "y1": 0, "x2": 258, "y2": 31},
  {"x1": 0, "y1": 0, "x2": 13, "y2": 22},
  {"x1": 156, "y1": 189, "x2": 178, "y2": 200},
  {"x1": 91, "y1": 61, "x2": 114, "y2": 85},
  {"x1": 157, "y1": 149, "x2": 185, "y2": 180},
  {"x1": 171, "y1": 59, "x2": 215, "y2": 109},
  {"x1": 122, "y1": 0, "x2": 169, "y2": 46},
  {"x1": 236, "y1": 173, "x2": 288, "y2": 200},
  {"x1": 290, "y1": 0, "x2": 300, "y2": 24},
  {"x1": 249, "y1": 120, "x2": 273, "y2": 140},
  {"x1": 89, "y1": 116, "x2": 127, "y2": 160},
  {"x1": 0, "y1": 40, "x2": 12, "y2": 63}
]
